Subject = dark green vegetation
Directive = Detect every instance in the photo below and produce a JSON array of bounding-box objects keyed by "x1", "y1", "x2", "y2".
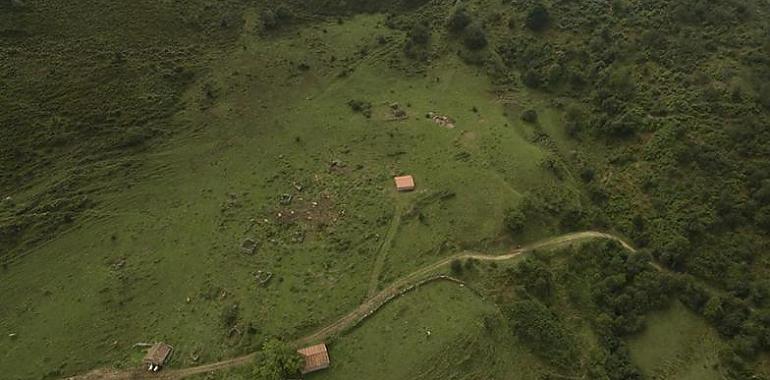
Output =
[
  {"x1": 253, "y1": 339, "x2": 303, "y2": 380},
  {"x1": 482, "y1": 242, "x2": 675, "y2": 379},
  {"x1": 0, "y1": 0, "x2": 243, "y2": 257},
  {"x1": 1, "y1": 0, "x2": 770, "y2": 379}
]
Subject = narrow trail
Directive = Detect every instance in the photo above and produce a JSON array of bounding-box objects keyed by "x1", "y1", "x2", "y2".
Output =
[
  {"x1": 66, "y1": 230, "x2": 635, "y2": 380},
  {"x1": 365, "y1": 205, "x2": 402, "y2": 297}
]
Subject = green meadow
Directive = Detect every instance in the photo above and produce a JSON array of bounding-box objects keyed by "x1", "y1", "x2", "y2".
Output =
[{"x1": 3, "y1": 0, "x2": 769, "y2": 379}]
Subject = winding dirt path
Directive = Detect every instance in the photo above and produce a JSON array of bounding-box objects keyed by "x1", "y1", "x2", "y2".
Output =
[{"x1": 66, "y1": 231, "x2": 634, "y2": 380}]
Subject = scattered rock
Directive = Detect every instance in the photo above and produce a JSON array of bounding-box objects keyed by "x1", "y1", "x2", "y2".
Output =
[
  {"x1": 112, "y1": 259, "x2": 126, "y2": 270},
  {"x1": 255, "y1": 270, "x2": 273, "y2": 285},
  {"x1": 240, "y1": 238, "x2": 258, "y2": 254},
  {"x1": 428, "y1": 112, "x2": 456, "y2": 128},
  {"x1": 291, "y1": 231, "x2": 305, "y2": 243},
  {"x1": 279, "y1": 193, "x2": 293, "y2": 205}
]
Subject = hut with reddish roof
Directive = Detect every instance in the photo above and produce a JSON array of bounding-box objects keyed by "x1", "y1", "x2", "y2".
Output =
[{"x1": 297, "y1": 343, "x2": 330, "y2": 374}]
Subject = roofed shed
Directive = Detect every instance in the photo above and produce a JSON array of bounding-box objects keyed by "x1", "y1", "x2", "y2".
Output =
[
  {"x1": 297, "y1": 343, "x2": 330, "y2": 374},
  {"x1": 394, "y1": 175, "x2": 415, "y2": 192},
  {"x1": 143, "y1": 342, "x2": 173, "y2": 367}
]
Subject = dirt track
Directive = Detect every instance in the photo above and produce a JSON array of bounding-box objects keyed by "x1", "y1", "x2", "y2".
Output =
[{"x1": 66, "y1": 231, "x2": 634, "y2": 380}]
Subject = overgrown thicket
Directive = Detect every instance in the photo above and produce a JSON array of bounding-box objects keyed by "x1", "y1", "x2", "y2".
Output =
[
  {"x1": 252, "y1": 339, "x2": 304, "y2": 380},
  {"x1": 497, "y1": 242, "x2": 674, "y2": 378},
  {"x1": 491, "y1": 0, "x2": 770, "y2": 376},
  {"x1": 0, "y1": 0, "x2": 245, "y2": 258}
]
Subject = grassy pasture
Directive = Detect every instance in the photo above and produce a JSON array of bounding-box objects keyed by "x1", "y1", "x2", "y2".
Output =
[
  {"x1": 0, "y1": 10, "x2": 559, "y2": 379},
  {"x1": 2, "y1": 1, "x2": 748, "y2": 379},
  {"x1": 627, "y1": 301, "x2": 726, "y2": 380}
]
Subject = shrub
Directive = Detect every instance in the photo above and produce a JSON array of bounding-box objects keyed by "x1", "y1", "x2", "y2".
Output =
[
  {"x1": 504, "y1": 300, "x2": 579, "y2": 369},
  {"x1": 507, "y1": 17, "x2": 516, "y2": 29},
  {"x1": 526, "y1": 3, "x2": 550, "y2": 31},
  {"x1": 409, "y1": 22, "x2": 430, "y2": 45},
  {"x1": 261, "y1": 10, "x2": 278, "y2": 30},
  {"x1": 522, "y1": 70, "x2": 542, "y2": 88},
  {"x1": 261, "y1": 6, "x2": 292, "y2": 30},
  {"x1": 347, "y1": 99, "x2": 372, "y2": 118},
  {"x1": 253, "y1": 339, "x2": 303, "y2": 380},
  {"x1": 504, "y1": 208, "x2": 526, "y2": 233},
  {"x1": 448, "y1": 7, "x2": 471, "y2": 32},
  {"x1": 450, "y1": 259, "x2": 464, "y2": 275},
  {"x1": 221, "y1": 303, "x2": 239, "y2": 328},
  {"x1": 521, "y1": 109, "x2": 538, "y2": 123},
  {"x1": 463, "y1": 24, "x2": 487, "y2": 50}
]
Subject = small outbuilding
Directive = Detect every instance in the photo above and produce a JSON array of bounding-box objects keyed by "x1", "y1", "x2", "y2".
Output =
[
  {"x1": 297, "y1": 343, "x2": 330, "y2": 375},
  {"x1": 394, "y1": 175, "x2": 415, "y2": 192},
  {"x1": 143, "y1": 342, "x2": 173, "y2": 372}
]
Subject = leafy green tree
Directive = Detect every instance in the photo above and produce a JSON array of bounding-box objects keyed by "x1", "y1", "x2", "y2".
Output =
[
  {"x1": 658, "y1": 234, "x2": 691, "y2": 271},
  {"x1": 261, "y1": 9, "x2": 278, "y2": 30},
  {"x1": 253, "y1": 339, "x2": 304, "y2": 380},
  {"x1": 448, "y1": 7, "x2": 471, "y2": 32},
  {"x1": 261, "y1": 6, "x2": 292, "y2": 30},
  {"x1": 525, "y1": 3, "x2": 550, "y2": 31},
  {"x1": 504, "y1": 208, "x2": 526, "y2": 233},
  {"x1": 450, "y1": 259, "x2": 464, "y2": 275},
  {"x1": 463, "y1": 24, "x2": 487, "y2": 50},
  {"x1": 409, "y1": 22, "x2": 430, "y2": 45},
  {"x1": 522, "y1": 69, "x2": 542, "y2": 88},
  {"x1": 521, "y1": 109, "x2": 538, "y2": 123},
  {"x1": 514, "y1": 258, "x2": 554, "y2": 300},
  {"x1": 504, "y1": 300, "x2": 579, "y2": 369},
  {"x1": 756, "y1": 206, "x2": 770, "y2": 231}
]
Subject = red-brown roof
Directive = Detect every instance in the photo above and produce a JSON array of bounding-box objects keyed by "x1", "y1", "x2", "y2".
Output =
[
  {"x1": 143, "y1": 342, "x2": 173, "y2": 366},
  {"x1": 297, "y1": 343, "x2": 330, "y2": 374},
  {"x1": 394, "y1": 175, "x2": 415, "y2": 191}
]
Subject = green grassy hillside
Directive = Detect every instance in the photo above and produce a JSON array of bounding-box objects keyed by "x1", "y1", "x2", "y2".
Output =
[{"x1": 1, "y1": 0, "x2": 769, "y2": 379}]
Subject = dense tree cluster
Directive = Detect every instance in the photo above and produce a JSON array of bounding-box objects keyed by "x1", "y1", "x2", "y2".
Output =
[
  {"x1": 493, "y1": 2, "x2": 770, "y2": 372},
  {"x1": 497, "y1": 241, "x2": 673, "y2": 377},
  {"x1": 504, "y1": 299, "x2": 579, "y2": 369},
  {"x1": 567, "y1": 242, "x2": 673, "y2": 336},
  {"x1": 568, "y1": 242, "x2": 673, "y2": 378},
  {"x1": 252, "y1": 339, "x2": 304, "y2": 380}
]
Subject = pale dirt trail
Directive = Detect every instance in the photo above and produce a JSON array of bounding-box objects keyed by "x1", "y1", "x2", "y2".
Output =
[
  {"x1": 66, "y1": 231, "x2": 634, "y2": 380},
  {"x1": 365, "y1": 206, "x2": 402, "y2": 297}
]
